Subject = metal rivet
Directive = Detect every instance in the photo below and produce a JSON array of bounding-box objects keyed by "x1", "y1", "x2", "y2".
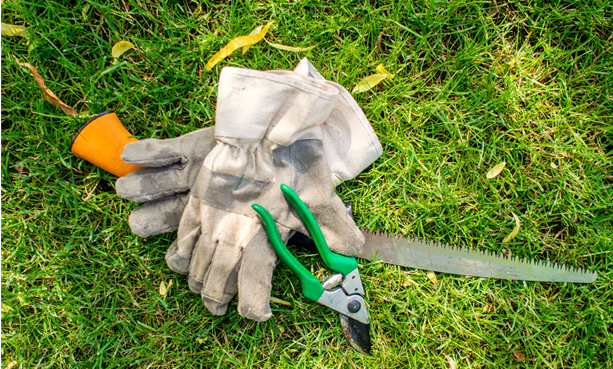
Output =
[{"x1": 347, "y1": 300, "x2": 361, "y2": 313}]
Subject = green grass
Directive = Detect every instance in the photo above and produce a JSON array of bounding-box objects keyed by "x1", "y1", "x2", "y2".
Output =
[{"x1": 2, "y1": 0, "x2": 612, "y2": 367}]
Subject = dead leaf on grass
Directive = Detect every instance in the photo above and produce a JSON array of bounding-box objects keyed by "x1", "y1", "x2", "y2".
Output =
[
  {"x1": 111, "y1": 41, "x2": 134, "y2": 58},
  {"x1": 502, "y1": 213, "x2": 520, "y2": 243},
  {"x1": 270, "y1": 296, "x2": 292, "y2": 306},
  {"x1": 2, "y1": 303, "x2": 13, "y2": 313},
  {"x1": 427, "y1": 270, "x2": 439, "y2": 285},
  {"x1": 514, "y1": 351, "x2": 526, "y2": 360},
  {"x1": 15, "y1": 162, "x2": 25, "y2": 174},
  {"x1": 1, "y1": 23, "x2": 26, "y2": 37},
  {"x1": 242, "y1": 25, "x2": 263, "y2": 54},
  {"x1": 264, "y1": 39, "x2": 315, "y2": 52},
  {"x1": 486, "y1": 161, "x2": 506, "y2": 179},
  {"x1": 352, "y1": 64, "x2": 394, "y2": 93},
  {"x1": 159, "y1": 279, "x2": 173, "y2": 297},
  {"x1": 5, "y1": 361, "x2": 18, "y2": 369},
  {"x1": 13, "y1": 56, "x2": 77, "y2": 117},
  {"x1": 206, "y1": 21, "x2": 274, "y2": 70}
]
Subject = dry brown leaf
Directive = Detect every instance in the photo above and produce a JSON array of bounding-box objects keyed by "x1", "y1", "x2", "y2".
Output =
[
  {"x1": 486, "y1": 162, "x2": 506, "y2": 179},
  {"x1": 13, "y1": 56, "x2": 77, "y2": 117},
  {"x1": 502, "y1": 213, "x2": 520, "y2": 243},
  {"x1": 15, "y1": 162, "x2": 25, "y2": 174},
  {"x1": 513, "y1": 352, "x2": 526, "y2": 360},
  {"x1": 375, "y1": 31, "x2": 384, "y2": 53},
  {"x1": 206, "y1": 21, "x2": 274, "y2": 70},
  {"x1": 5, "y1": 361, "x2": 18, "y2": 369}
]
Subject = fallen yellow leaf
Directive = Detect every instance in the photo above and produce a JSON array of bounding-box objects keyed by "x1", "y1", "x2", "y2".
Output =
[
  {"x1": 206, "y1": 21, "x2": 274, "y2": 70},
  {"x1": 111, "y1": 41, "x2": 134, "y2": 58},
  {"x1": 427, "y1": 270, "x2": 439, "y2": 285},
  {"x1": 352, "y1": 64, "x2": 394, "y2": 93},
  {"x1": 242, "y1": 25, "x2": 263, "y2": 54},
  {"x1": 375, "y1": 63, "x2": 394, "y2": 79},
  {"x1": 13, "y1": 56, "x2": 77, "y2": 117},
  {"x1": 269, "y1": 296, "x2": 292, "y2": 306},
  {"x1": 503, "y1": 213, "x2": 520, "y2": 243},
  {"x1": 1, "y1": 303, "x2": 13, "y2": 313},
  {"x1": 265, "y1": 39, "x2": 315, "y2": 52},
  {"x1": 486, "y1": 161, "x2": 506, "y2": 179},
  {"x1": 1, "y1": 23, "x2": 25, "y2": 37},
  {"x1": 352, "y1": 74, "x2": 388, "y2": 93},
  {"x1": 159, "y1": 279, "x2": 173, "y2": 296}
]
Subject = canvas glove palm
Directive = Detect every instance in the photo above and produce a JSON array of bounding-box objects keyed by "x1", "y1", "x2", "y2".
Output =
[{"x1": 165, "y1": 67, "x2": 366, "y2": 321}]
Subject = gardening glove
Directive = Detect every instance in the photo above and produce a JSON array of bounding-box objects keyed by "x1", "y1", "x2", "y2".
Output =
[
  {"x1": 165, "y1": 66, "x2": 366, "y2": 321},
  {"x1": 116, "y1": 127, "x2": 216, "y2": 237},
  {"x1": 116, "y1": 58, "x2": 382, "y2": 238}
]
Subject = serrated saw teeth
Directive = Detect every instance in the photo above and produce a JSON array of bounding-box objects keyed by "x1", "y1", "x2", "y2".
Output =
[{"x1": 358, "y1": 228, "x2": 597, "y2": 283}]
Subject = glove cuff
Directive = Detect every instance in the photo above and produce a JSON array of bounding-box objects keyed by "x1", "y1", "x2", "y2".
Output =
[
  {"x1": 294, "y1": 58, "x2": 383, "y2": 185},
  {"x1": 215, "y1": 67, "x2": 339, "y2": 145},
  {"x1": 207, "y1": 67, "x2": 340, "y2": 181}
]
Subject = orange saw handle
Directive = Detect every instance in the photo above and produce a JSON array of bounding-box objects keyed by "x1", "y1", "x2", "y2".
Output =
[{"x1": 70, "y1": 111, "x2": 143, "y2": 177}]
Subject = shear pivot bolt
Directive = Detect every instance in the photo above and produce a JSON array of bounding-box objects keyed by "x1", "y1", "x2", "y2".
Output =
[{"x1": 347, "y1": 300, "x2": 361, "y2": 313}]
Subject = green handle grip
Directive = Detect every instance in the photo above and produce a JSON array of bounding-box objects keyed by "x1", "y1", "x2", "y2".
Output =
[
  {"x1": 252, "y1": 204, "x2": 325, "y2": 302},
  {"x1": 280, "y1": 184, "x2": 358, "y2": 276}
]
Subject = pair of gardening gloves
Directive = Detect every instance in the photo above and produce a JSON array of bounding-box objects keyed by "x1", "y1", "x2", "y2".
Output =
[{"x1": 116, "y1": 58, "x2": 383, "y2": 321}]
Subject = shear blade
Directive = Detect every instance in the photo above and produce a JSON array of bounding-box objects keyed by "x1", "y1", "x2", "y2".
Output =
[{"x1": 339, "y1": 313, "x2": 371, "y2": 354}]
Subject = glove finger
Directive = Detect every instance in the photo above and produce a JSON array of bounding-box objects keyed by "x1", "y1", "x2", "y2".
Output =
[
  {"x1": 237, "y1": 226, "x2": 287, "y2": 322},
  {"x1": 128, "y1": 194, "x2": 189, "y2": 238},
  {"x1": 190, "y1": 237, "x2": 243, "y2": 316},
  {"x1": 187, "y1": 208, "x2": 263, "y2": 316},
  {"x1": 116, "y1": 163, "x2": 190, "y2": 202},
  {"x1": 121, "y1": 138, "x2": 185, "y2": 167},
  {"x1": 121, "y1": 127, "x2": 216, "y2": 166},
  {"x1": 166, "y1": 197, "x2": 202, "y2": 273},
  {"x1": 194, "y1": 261, "x2": 240, "y2": 316},
  {"x1": 188, "y1": 264, "x2": 239, "y2": 309}
]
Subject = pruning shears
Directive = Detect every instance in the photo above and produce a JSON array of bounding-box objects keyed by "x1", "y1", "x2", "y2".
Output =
[{"x1": 252, "y1": 184, "x2": 372, "y2": 354}]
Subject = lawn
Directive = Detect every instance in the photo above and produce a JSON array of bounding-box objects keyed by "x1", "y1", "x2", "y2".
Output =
[{"x1": 2, "y1": 0, "x2": 612, "y2": 368}]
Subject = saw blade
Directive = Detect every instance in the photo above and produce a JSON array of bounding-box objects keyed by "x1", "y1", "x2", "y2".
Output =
[{"x1": 357, "y1": 229, "x2": 597, "y2": 283}]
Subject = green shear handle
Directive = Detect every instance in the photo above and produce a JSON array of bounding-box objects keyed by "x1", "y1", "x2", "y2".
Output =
[{"x1": 252, "y1": 184, "x2": 359, "y2": 303}]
